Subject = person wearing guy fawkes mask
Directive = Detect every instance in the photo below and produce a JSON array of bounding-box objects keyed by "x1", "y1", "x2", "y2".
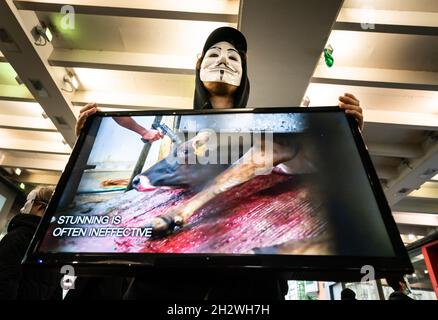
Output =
[
  {"x1": 0, "y1": 186, "x2": 61, "y2": 300},
  {"x1": 193, "y1": 28, "x2": 250, "y2": 110},
  {"x1": 76, "y1": 27, "x2": 364, "y2": 300}
]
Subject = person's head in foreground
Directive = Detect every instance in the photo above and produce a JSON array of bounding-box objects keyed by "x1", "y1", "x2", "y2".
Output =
[
  {"x1": 20, "y1": 186, "x2": 55, "y2": 217},
  {"x1": 386, "y1": 276, "x2": 410, "y2": 294},
  {"x1": 386, "y1": 275, "x2": 415, "y2": 300},
  {"x1": 341, "y1": 288, "x2": 357, "y2": 300}
]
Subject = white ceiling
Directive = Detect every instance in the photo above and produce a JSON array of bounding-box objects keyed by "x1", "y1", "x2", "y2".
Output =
[
  {"x1": 36, "y1": 12, "x2": 235, "y2": 56},
  {"x1": 0, "y1": 100, "x2": 44, "y2": 116},
  {"x1": 69, "y1": 68, "x2": 195, "y2": 98},
  {"x1": 343, "y1": 0, "x2": 438, "y2": 12},
  {"x1": 16, "y1": 0, "x2": 240, "y2": 15}
]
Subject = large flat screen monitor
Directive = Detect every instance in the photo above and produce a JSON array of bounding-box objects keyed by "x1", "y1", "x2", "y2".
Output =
[{"x1": 24, "y1": 107, "x2": 413, "y2": 280}]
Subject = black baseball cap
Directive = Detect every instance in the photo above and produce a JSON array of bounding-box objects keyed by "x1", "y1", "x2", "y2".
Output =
[{"x1": 202, "y1": 27, "x2": 247, "y2": 55}]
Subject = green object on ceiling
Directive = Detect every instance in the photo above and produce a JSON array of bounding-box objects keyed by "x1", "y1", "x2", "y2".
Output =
[{"x1": 324, "y1": 47, "x2": 334, "y2": 68}]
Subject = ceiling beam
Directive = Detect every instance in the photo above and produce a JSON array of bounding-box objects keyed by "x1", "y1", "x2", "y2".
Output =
[
  {"x1": 367, "y1": 142, "x2": 424, "y2": 159},
  {"x1": 13, "y1": 0, "x2": 238, "y2": 23},
  {"x1": 385, "y1": 137, "x2": 438, "y2": 205},
  {"x1": 0, "y1": 138, "x2": 70, "y2": 154},
  {"x1": 0, "y1": 128, "x2": 71, "y2": 154},
  {"x1": 393, "y1": 212, "x2": 438, "y2": 227},
  {"x1": 311, "y1": 77, "x2": 438, "y2": 91},
  {"x1": 0, "y1": 1, "x2": 77, "y2": 146},
  {"x1": 333, "y1": 22, "x2": 438, "y2": 36},
  {"x1": 336, "y1": 7, "x2": 438, "y2": 30},
  {"x1": 240, "y1": 0, "x2": 344, "y2": 107},
  {"x1": 49, "y1": 49, "x2": 195, "y2": 75},
  {"x1": 0, "y1": 114, "x2": 57, "y2": 131},
  {"x1": 397, "y1": 225, "x2": 437, "y2": 238},
  {"x1": 0, "y1": 84, "x2": 34, "y2": 102},
  {"x1": 409, "y1": 182, "x2": 438, "y2": 199},
  {"x1": 19, "y1": 170, "x2": 60, "y2": 185},
  {"x1": 393, "y1": 197, "x2": 438, "y2": 215},
  {"x1": 364, "y1": 109, "x2": 438, "y2": 131},
  {"x1": 375, "y1": 165, "x2": 398, "y2": 180},
  {"x1": 0, "y1": 152, "x2": 67, "y2": 171},
  {"x1": 305, "y1": 83, "x2": 438, "y2": 115},
  {"x1": 422, "y1": 181, "x2": 438, "y2": 188},
  {"x1": 312, "y1": 66, "x2": 438, "y2": 91},
  {"x1": 71, "y1": 91, "x2": 192, "y2": 110}
]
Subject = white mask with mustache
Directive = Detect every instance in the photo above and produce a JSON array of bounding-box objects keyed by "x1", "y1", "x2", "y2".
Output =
[{"x1": 200, "y1": 41, "x2": 243, "y2": 87}]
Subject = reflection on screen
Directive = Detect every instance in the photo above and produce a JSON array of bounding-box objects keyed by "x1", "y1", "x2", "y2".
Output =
[{"x1": 38, "y1": 112, "x2": 395, "y2": 257}]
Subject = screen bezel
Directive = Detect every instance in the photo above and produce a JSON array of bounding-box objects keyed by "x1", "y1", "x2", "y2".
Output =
[{"x1": 23, "y1": 107, "x2": 413, "y2": 281}]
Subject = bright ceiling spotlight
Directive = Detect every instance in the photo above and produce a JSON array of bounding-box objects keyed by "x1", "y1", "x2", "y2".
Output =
[
  {"x1": 14, "y1": 168, "x2": 21, "y2": 176},
  {"x1": 19, "y1": 183, "x2": 26, "y2": 190}
]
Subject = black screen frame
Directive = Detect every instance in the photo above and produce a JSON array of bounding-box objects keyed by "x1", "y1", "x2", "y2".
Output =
[{"x1": 23, "y1": 107, "x2": 413, "y2": 281}]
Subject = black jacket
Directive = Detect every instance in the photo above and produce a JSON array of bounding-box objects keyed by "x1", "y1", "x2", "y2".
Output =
[
  {"x1": 389, "y1": 291, "x2": 414, "y2": 301},
  {"x1": 0, "y1": 214, "x2": 60, "y2": 300},
  {"x1": 124, "y1": 271, "x2": 288, "y2": 300}
]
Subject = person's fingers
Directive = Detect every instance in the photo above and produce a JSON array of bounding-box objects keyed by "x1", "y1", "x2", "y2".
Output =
[
  {"x1": 151, "y1": 135, "x2": 161, "y2": 142},
  {"x1": 75, "y1": 117, "x2": 86, "y2": 137},
  {"x1": 338, "y1": 102, "x2": 362, "y2": 114},
  {"x1": 77, "y1": 105, "x2": 98, "y2": 131},
  {"x1": 345, "y1": 109, "x2": 362, "y2": 118},
  {"x1": 79, "y1": 102, "x2": 98, "y2": 115},
  {"x1": 345, "y1": 109, "x2": 364, "y2": 129},
  {"x1": 344, "y1": 92, "x2": 358, "y2": 101},
  {"x1": 339, "y1": 93, "x2": 364, "y2": 130},
  {"x1": 348, "y1": 111, "x2": 363, "y2": 129},
  {"x1": 80, "y1": 107, "x2": 98, "y2": 120},
  {"x1": 144, "y1": 131, "x2": 163, "y2": 142},
  {"x1": 151, "y1": 131, "x2": 163, "y2": 140},
  {"x1": 75, "y1": 107, "x2": 98, "y2": 136},
  {"x1": 339, "y1": 95, "x2": 359, "y2": 106}
]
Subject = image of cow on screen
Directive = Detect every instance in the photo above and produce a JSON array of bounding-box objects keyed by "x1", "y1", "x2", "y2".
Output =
[{"x1": 39, "y1": 112, "x2": 388, "y2": 256}]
